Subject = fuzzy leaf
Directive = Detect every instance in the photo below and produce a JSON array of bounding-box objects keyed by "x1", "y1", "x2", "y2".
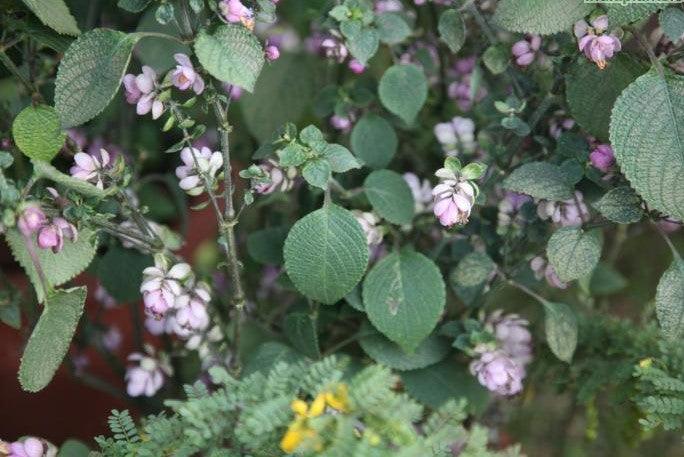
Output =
[
  {"x1": 656, "y1": 259, "x2": 684, "y2": 341},
  {"x1": 376, "y1": 12, "x2": 412, "y2": 45},
  {"x1": 284, "y1": 312, "x2": 320, "y2": 359},
  {"x1": 350, "y1": 114, "x2": 397, "y2": 169},
  {"x1": 322, "y1": 144, "x2": 362, "y2": 173},
  {"x1": 97, "y1": 246, "x2": 153, "y2": 303},
  {"x1": 5, "y1": 229, "x2": 97, "y2": 303},
  {"x1": 284, "y1": 205, "x2": 368, "y2": 304},
  {"x1": 21, "y1": 0, "x2": 80, "y2": 36},
  {"x1": 493, "y1": 0, "x2": 592, "y2": 35},
  {"x1": 547, "y1": 227, "x2": 603, "y2": 283},
  {"x1": 363, "y1": 249, "x2": 445, "y2": 352},
  {"x1": 32, "y1": 160, "x2": 108, "y2": 199},
  {"x1": 438, "y1": 9, "x2": 466, "y2": 54},
  {"x1": 359, "y1": 324, "x2": 450, "y2": 371},
  {"x1": 118, "y1": 0, "x2": 151, "y2": 12},
  {"x1": 340, "y1": 22, "x2": 379, "y2": 65},
  {"x1": 194, "y1": 25, "x2": 264, "y2": 92},
  {"x1": 592, "y1": 186, "x2": 643, "y2": 224},
  {"x1": 379, "y1": 64, "x2": 428, "y2": 124},
  {"x1": 19, "y1": 286, "x2": 87, "y2": 392},
  {"x1": 609, "y1": 69, "x2": 684, "y2": 221},
  {"x1": 364, "y1": 170, "x2": 415, "y2": 225},
  {"x1": 12, "y1": 105, "x2": 66, "y2": 162},
  {"x1": 543, "y1": 301, "x2": 577, "y2": 363},
  {"x1": 503, "y1": 162, "x2": 574, "y2": 201},
  {"x1": 566, "y1": 55, "x2": 646, "y2": 142},
  {"x1": 661, "y1": 7, "x2": 684, "y2": 42},
  {"x1": 451, "y1": 252, "x2": 495, "y2": 288},
  {"x1": 246, "y1": 226, "x2": 289, "y2": 265},
  {"x1": 302, "y1": 157, "x2": 332, "y2": 189},
  {"x1": 55, "y1": 29, "x2": 140, "y2": 128},
  {"x1": 606, "y1": 3, "x2": 660, "y2": 26}
]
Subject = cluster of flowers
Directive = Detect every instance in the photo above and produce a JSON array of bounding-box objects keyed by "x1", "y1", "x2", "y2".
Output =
[
  {"x1": 574, "y1": 15, "x2": 621, "y2": 69},
  {"x1": 511, "y1": 34, "x2": 542, "y2": 67},
  {"x1": 17, "y1": 198, "x2": 77, "y2": 254},
  {"x1": 431, "y1": 166, "x2": 479, "y2": 227},
  {"x1": 434, "y1": 116, "x2": 477, "y2": 157},
  {"x1": 447, "y1": 56, "x2": 488, "y2": 112},
  {"x1": 469, "y1": 311, "x2": 532, "y2": 396},
  {"x1": 175, "y1": 146, "x2": 224, "y2": 196},
  {"x1": 125, "y1": 345, "x2": 173, "y2": 398},
  {"x1": 250, "y1": 159, "x2": 298, "y2": 195},
  {"x1": 1, "y1": 437, "x2": 56, "y2": 457}
]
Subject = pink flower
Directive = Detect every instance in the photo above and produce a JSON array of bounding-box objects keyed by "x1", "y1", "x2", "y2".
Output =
[
  {"x1": 320, "y1": 37, "x2": 349, "y2": 63},
  {"x1": 102, "y1": 326, "x2": 122, "y2": 351},
  {"x1": 530, "y1": 256, "x2": 567, "y2": 289},
  {"x1": 497, "y1": 191, "x2": 532, "y2": 232},
  {"x1": 548, "y1": 110, "x2": 575, "y2": 139},
  {"x1": 487, "y1": 311, "x2": 533, "y2": 367},
  {"x1": 434, "y1": 116, "x2": 476, "y2": 156},
  {"x1": 511, "y1": 35, "x2": 541, "y2": 67},
  {"x1": 174, "y1": 287, "x2": 210, "y2": 336},
  {"x1": 175, "y1": 146, "x2": 223, "y2": 196},
  {"x1": 17, "y1": 204, "x2": 47, "y2": 237},
  {"x1": 403, "y1": 172, "x2": 433, "y2": 213},
  {"x1": 589, "y1": 144, "x2": 615, "y2": 172},
  {"x1": 219, "y1": 0, "x2": 254, "y2": 29},
  {"x1": 122, "y1": 66, "x2": 164, "y2": 119},
  {"x1": 353, "y1": 211, "x2": 384, "y2": 246},
  {"x1": 36, "y1": 217, "x2": 77, "y2": 253},
  {"x1": 536, "y1": 191, "x2": 589, "y2": 227},
  {"x1": 348, "y1": 59, "x2": 366, "y2": 74},
  {"x1": 171, "y1": 53, "x2": 205, "y2": 94},
  {"x1": 574, "y1": 15, "x2": 621, "y2": 69},
  {"x1": 252, "y1": 159, "x2": 297, "y2": 194},
  {"x1": 432, "y1": 168, "x2": 476, "y2": 227},
  {"x1": 125, "y1": 349, "x2": 171, "y2": 397},
  {"x1": 8, "y1": 437, "x2": 54, "y2": 457},
  {"x1": 470, "y1": 351, "x2": 525, "y2": 396},
  {"x1": 330, "y1": 115, "x2": 352, "y2": 132},
  {"x1": 69, "y1": 149, "x2": 111, "y2": 189},
  {"x1": 140, "y1": 261, "x2": 191, "y2": 319},
  {"x1": 265, "y1": 43, "x2": 280, "y2": 61}
]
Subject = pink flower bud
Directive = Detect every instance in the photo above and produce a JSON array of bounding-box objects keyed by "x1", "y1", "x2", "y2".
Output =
[
  {"x1": 470, "y1": 351, "x2": 525, "y2": 396},
  {"x1": 330, "y1": 115, "x2": 352, "y2": 132},
  {"x1": 171, "y1": 53, "x2": 205, "y2": 94},
  {"x1": 432, "y1": 169, "x2": 476, "y2": 227},
  {"x1": 125, "y1": 350, "x2": 170, "y2": 397},
  {"x1": 589, "y1": 144, "x2": 615, "y2": 172},
  {"x1": 219, "y1": 0, "x2": 254, "y2": 29},
  {"x1": 265, "y1": 44, "x2": 280, "y2": 61},
  {"x1": 348, "y1": 59, "x2": 366, "y2": 74},
  {"x1": 252, "y1": 159, "x2": 296, "y2": 194},
  {"x1": 37, "y1": 224, "x2": 62, "y2": 252},
  {"x1": 17, "y1": 204, "x2": 47, "y2": 236}
]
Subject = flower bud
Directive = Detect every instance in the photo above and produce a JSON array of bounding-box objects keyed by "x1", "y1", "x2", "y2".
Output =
[{"x1": 17, "y1": 204, "x2": 47, "y2": 237}]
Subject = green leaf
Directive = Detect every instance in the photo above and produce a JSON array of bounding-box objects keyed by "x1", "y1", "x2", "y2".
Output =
[
  {"x1": 461, "y1": 163, "x2": 487, "y2": 180},
  {"x1": 566, "y1": 55, "x2": 645, "y2": 142},
  {"x1": 118, "y1": 0, "x2": 151, "y2": 12},
  {"x1": 194, "y1": 25, "x2": 264, "y2": 92},
  {"x1": 302, "y1": 157, "x2": 332, "y2": 189},
  {"x1": 55, "y1": 29, "x2": 141, "y2": 128},
  {"x1": 322, "y1": 144, "x2": 362, "y2": 173},
  {"x1": 363, "y1": 249, "x2": 445, "y2": 352},
  {"x1": 284, "y1": 205, "x2": 369, "y2": 304},
  {"x1": 402, "y1": 360, "x2": 489, "y2": 414},
  {"x1": 376, "y1": 12, "x2": 412, "y2": 45},
  {"x1": 340, "y1": 22, "x2": 379, "y2": 65},
  {"x1": 134, "y1": 8, "x2": 190, "y2": 73},
  {"x1": 585, "y1": 262, "x2": 627, "y2": 296},
  {"x1": 493, "y1": 0, "x2": 592, "y2": 35},
  {"x1": 21, "y1": 0, "x2": 80, "y2": 36},
  {"x1": 300, "y1": 125, "x2": 325, "y2": 144},
  {"x1": 656, "y1": 259, "x2": 684, "y2": 341},
  {"x1": 547, "y1": 227, "x2": 603, "y2": 283},
  {"x1": 32, "y1": 160, "x2": 108, "y2": 198},
  {"x1": 482, "y1": 44, "x2": 509, "y2": 75},
  {"x1": 503, "y1": 162, "x2": 574, "y2": 201},
  {"x1": 97, "y1": 246, "x2": 153, "y2": 303},
  {"x1": 57, "y1": 440, "x2": 91, "y2": 457},
  {"x1": 19, "y1": 286, "x2": 87, "y2": 392},
  {"x1": 379, "y1": 64, "x2": 428, "y2": 124},
  {"x1": 277, "y1": 143, "x2": 308, "y2": 167},
  {"x1": 592, "y1": 186, "x2": 643, "y2": 224},
  {"x1": 350, "y1": 114, "x2": 397, "y2": 169},
  {"x1": 661, "y1": 7, "x2": 684, "y2": 42},
  {"x1": 242, "y1": 54, "x2": 316, "y2": 142},
  {"x1": 606, "y1": 3, "x2": 660, "y2": 26},
  {"x1": 12, "y1": 105, "x2": 66, "y2": 162},
  {"x1": 359, "y1": 325, "x2": 450, "y2": 371},
  {"x1": 364, "y1": 170, "x2": 414, "y2": 225},
  {"x1": 542, "y1": 301, "x2": 577, "y2": 363},
  {"x1": 5, "y1": 229, "x2": 97, "y2": 303},
  {"x1": 247, "y1": 226, "x2": 289, "y2": 265},
  {"x1": 451, "y1": 252, "x2": 495, "y2": 288},
  {"x1": 284, "y1": 312, "x2": 320, "y2": 359},
  {"x1": 438, "y1": 9, "x2": 466, "y2": 54},
  {"x1": 609, "y1": 69, "x2": 684, "y2": 221}
]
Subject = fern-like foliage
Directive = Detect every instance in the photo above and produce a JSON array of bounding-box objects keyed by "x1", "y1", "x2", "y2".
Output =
[{"x1": 94, "y1": 357, "x2": 521, "y2": 456}]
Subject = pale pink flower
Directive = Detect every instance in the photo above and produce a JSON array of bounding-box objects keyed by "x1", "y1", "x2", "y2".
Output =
[
  {"x1": 589, "y1": 144, "x2": 615, "y2": 173},
  {"x1": 140, "y1": 261, "x2": 192, "y2": 318},
  {"x1": 175, "y1": 146, "x2": 223, "y2": 196},
  {"x1": 265, "y1": 43, "x2": 280, "y2": 61},
  {"x1": 434, "y1": 117, "x2": 476, "y2": 156},
  {"x1": 511, "y1": 35, "x2": 541, "y2": 67},
  {"x1": 252, "y1": 159, "x2": 297, "y2": 194},
  {"x1": 432, "y1": 168, "x2": 476, "y2": 227},
  {"x1": 123, "y1": 66, "x2": 164, "y2": 119},
  {"x1": 320, "y1": 37, "x2": 349, "y2": 63},
  {"x1": 536, "y1": 191, "x2": 589, "y2": 227},
  {"x1": 125, "y1": 349, "x2": 171, "y2": 397},
  {"x1": 403, "y1": 172, "x2": 433, "y2": 213},
  {"x1": 69, "y1": 149, "x2": 111, "y2": 189},
  {"x1": 530, "y1": 256, "x2": 567, "y2": 289},
  {"x1": 348, "y1": 59, "x2": 366, "y2": 74},
  {"x1": 330, "y1": 115, "x2": 352, "y2": 132},
  {"x1": 470, "y1": 351, "x2": 525, "y2": 396},
  {"x1": 353, "y1": 211, "x2": 384, "y2": 246},
  {"x1": 8, "y1": 437, "x2": 55, "y2": 457},
  {"x1": 171, "y1": 53, "x2": 205, "y2": 94},
  {"x1": 487, "y1": 311, "x2": 533, "y2": 367},
  {"x1": 17, "y1": 204, "x2": 47, "y2": 237},
  {"x1": 36, "y1": 217, "x2": 77, "y2": 254},
  {"x1": 574, "y1": 15, "x2": 621, "y2": 69},
  {"x1": 219, "y1": 0, "x2": 254, "y2": 29}
]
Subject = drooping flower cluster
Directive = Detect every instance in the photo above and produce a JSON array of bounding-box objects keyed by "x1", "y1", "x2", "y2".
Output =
[
  {"x1": 5, "y1": 437, "x2": 56, "y2": 457},
  {"x1": 353, "y1": 211, "x2": 384, "y2": 246},
  {"x1": 530, "y1": 256, "x2": 567, "y2": 289},
  {"x1": 17, "y1": 204, "x2": 78, "y2": 254},
  {"x1": 469, "y1": 311, "x2": 532, "y2": 396},
  {"x1": 125, "y1": 346, "x2": 172, "y2": 397},
  {"x1": 589, "y1": 143, "x2": 615, "y2": 173},
  {"x1": 537, "y1": 191, "x2": 589, "y2": 227},
  {"x1": 511, "y1": 34, "x2": 541, "y2": 67},
  {"x1": 170, "y1": 53, "x2": 205, "y2": 95},
  {"x1": 447, "y1": 56, "x2": 488, "y2": 111},
  {"x1": 403, "y1": 172, "x2": 433, "y2": 213},
  {"x1": 219, "y1": 0, "x2": 255, "y2": 29},
  {"x1": 123, "y1": 66, "x2": 164, "y2": 119},
  {"x1": 251, "y1": 159, "x2": 297, "y2": 195},
  {"x1": 175, "y1": 146, "x2": 224, "y2": 196},
  {"x1": 434, "y1": 116, "x2": 477, "y2": 156},
  {"x1": 69, "y1": 148, "x2": 112, "y2": 189},
  {"x1": 574, "y1": 15, "x2": 622, "y2": 69},
  {"x1": 432, "y1": 165, "x2": 479, "y2": 227}
]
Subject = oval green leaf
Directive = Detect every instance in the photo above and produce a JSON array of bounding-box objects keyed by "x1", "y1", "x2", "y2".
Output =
[
  {"x1": 350, "y1": 114, "x2": 397, "y2": 169},
  {"x1": 364, "y1": 169, "x2": 415, "y2": 225},
  {"x1": 12, "y1": 105, "x2": 66, "y2": 162},
  {"x1": 379, "y1": 64, "x2": 428, "y2": 124}
]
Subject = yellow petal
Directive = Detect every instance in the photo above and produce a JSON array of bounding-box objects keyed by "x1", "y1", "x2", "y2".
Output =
[
  {"x1": 291, "y1": 399, "x2": 308, "y2": 417},
  {"x1": 309, "y1": 393, "x2": 326, "y2": 417},
  {"x1": 280, "y1": 423, "x2": 304, "y2": 454},
  {"x1": 325, "y1": 384, "x2": 349, "y2": 412}
]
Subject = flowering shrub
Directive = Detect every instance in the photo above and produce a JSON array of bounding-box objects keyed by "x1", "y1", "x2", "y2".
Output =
[{"x1": 0, "y1": 0, "x2": 683, "y2": 455}]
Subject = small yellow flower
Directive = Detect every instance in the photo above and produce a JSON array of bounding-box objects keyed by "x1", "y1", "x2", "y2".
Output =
[
  {"x1": 639, "y1": 358, "x2": 653, "y2": 369},
  {"x1": 291, "y1": 399, "x2": 309, "y2": 417},
  {"x1": 280, "y1": 420, "x2": 306, "y2": 454},
  {"x1": 309, "y1": 393, "x2": 327, "y2": 417},
  {"x1": 324, "y1": 383, "x2": 349, "y2": 412}
]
